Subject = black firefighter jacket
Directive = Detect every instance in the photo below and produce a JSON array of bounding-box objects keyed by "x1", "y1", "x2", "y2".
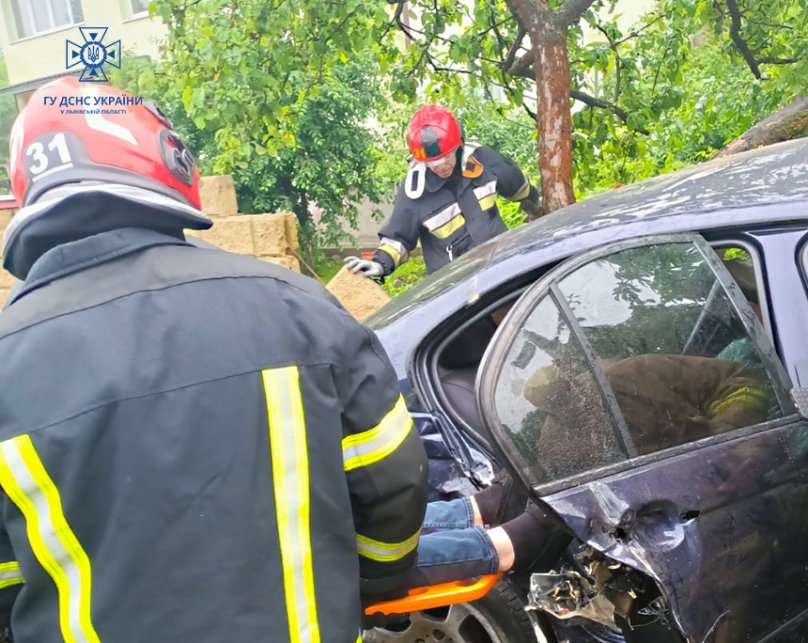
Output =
[
  {"x1": 372, "y1": 145, "x2": 535, "y2": 276},
  {"x1": 0, "y1": 213, "x2": 428, "y2": 642}
]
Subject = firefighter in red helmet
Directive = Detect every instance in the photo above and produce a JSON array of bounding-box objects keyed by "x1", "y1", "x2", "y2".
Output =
[
  {"x1": 345, "y1": 104, "x2": 540, "y2": 278},
  {"x1": 0, "y1": 77, "x2": 428, "y2": 642}
]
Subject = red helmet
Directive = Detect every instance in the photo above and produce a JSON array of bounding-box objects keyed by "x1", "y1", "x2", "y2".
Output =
[
  {"x1": 407, "y1": 105, "x2": 463, "y2": 163},
  {"x1": 9, "y1": 76, "x2": 202, "y2": 212}
]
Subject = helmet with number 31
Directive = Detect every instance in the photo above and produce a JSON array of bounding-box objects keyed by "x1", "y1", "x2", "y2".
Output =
[
  {"x1": 8, "y1": 76, "x2": 205, "y2": 216},
  {"x1": 4, "y1": 77, "x2": 210, "y2": 278}
]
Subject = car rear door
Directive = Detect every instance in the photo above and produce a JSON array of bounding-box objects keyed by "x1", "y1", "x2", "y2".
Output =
[{"x1": 477, "y1": 233, "x2": 808, "y2": 641}]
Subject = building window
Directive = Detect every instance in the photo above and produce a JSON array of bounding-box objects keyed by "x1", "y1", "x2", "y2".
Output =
[
  {"x1": 9, "y1": 0, "x2": 84, "y2": 40},
  {"x1": 129, "y1": 0, "x2": 149, "y2": 16}
]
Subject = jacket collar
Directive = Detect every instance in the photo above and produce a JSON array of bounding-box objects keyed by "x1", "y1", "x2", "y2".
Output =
[
  {"x1": 9, "y1": 227, "x2": 189, "y2": 306},
  {"x1": 423, "y1": 148, "x2": 483, "y2": 195},
  {"x1": 3, "y1": 184, "x2": 211, "y2": 280}
]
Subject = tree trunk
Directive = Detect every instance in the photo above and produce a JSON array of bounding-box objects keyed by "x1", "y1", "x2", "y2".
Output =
[
  {"x1": 714, "y1": 97, "x2": 808, "y2": 158},
  {"x1": 533, "y1": 26, "x2": 576, "y2": 214}
]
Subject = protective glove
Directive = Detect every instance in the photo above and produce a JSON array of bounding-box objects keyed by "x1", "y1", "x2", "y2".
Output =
[
  {"x1": 520, "y1": 185, "x2": 543, "y2": 219},
  {"x1": 344, "y1": 256, "x2": 384, "y2": 278},
  {"x1": 520, "y1": 197, "x2": 542, "y2": 219}
]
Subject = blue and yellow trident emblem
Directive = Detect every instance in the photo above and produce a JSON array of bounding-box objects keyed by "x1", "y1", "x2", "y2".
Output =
[{"x1": 66, "y1": 27, "x2": 122, "y2": 82}]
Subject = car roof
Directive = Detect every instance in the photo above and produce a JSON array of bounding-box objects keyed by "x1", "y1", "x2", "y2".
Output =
[
  {"x1": 368, "y1": 137, "x2": 808, "y2": 331},
  {"x1": 489, "y1": 136, "x2": 808, "y2": 258}
]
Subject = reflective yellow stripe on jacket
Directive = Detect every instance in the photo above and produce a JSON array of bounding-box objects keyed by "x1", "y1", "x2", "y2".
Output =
[
  {"x1": 0, "y1": 561, "x2": 23, "y2": 591},
  {"x1": 0, "y1": 435, "x2": 99, "y2": 643},
  {"x1": 424, "y1": 204, "x2": 466, "y2": 240},
  {"x1": 474, "y1": 180, "x2": 498, "y2": 211},
  {"x1": 377, "y1": 237, "x2": 409, "y2": 268},
  {"x1": 356, "y1": 528, "x2": 421, "y2": 563},
  {"x1": 262, "y1": 367, "x2": 321, "y2": 643},
  {"x1": 708, "y1": 386, "x2": 768, "y2": 416},
  {"x1": 507, "y1": 179, "x2": 531, "y2": 201},
  {"x1": 342, "y1": 395, "x2": 413, "y2": 472}
]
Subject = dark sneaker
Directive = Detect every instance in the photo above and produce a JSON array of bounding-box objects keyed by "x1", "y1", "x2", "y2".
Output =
[
  {"x1": 474, "y1": 470, "x2": 529, "y2": 527},
  {"x1": 506, "y1": 502, "x2": 573, "y2": 572}
]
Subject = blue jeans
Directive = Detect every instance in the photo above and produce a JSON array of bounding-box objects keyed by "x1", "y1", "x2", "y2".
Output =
[{"x1": 406, "y1": 498, "x2": 499, "y2": 588}]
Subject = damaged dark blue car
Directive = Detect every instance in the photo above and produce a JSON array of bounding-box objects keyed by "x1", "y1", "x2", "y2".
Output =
[{"x1": 365, "y1": 138, "x2": 808, "y2": 643}]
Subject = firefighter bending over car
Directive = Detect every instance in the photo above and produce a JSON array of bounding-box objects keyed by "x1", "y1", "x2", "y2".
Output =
[{"x1": 345, "y1": 105, "x2": 541, "y2": 279}]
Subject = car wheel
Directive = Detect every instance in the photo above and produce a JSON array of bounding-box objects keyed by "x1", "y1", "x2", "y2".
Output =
[{"x1": 364, "y1": 579, "x2": 544, "y2": 643}]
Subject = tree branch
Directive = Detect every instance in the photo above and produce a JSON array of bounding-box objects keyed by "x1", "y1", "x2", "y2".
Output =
[
  {"x1": 614, "y1": 11, "x2": 668, "y2": 45},
  {"x1": 390, "y1": 0, "x2": 416, "y2": 43},
  {"x1": 485, "y1": 15, "x2": 534, "y2": 118},
  {"x1": 757, "y1": 56, "x2": 800, "y2": 65},
  {"x1": 725, "y1": 0, "x2": 761, "y2": 79},
  {"x1": 650, "y1": 43, "x2": 670, "y2": 100},
  {"x1": 502, "y1": 27, "x2": 527, "y2": 72},
  {"x1": 745, "y1": 19, "x2": 794, "y2": 31},
  {"x1": 555, "y1": 0, "x2": 597, "y2": 29},
  {"x1": 508, "y1": 51, "x2": 534, "y2": 78},
  {"x1": 380, "y1": 0, "x2": 404, "y2": 42},
  {"x1": 489, "y1": 7, "x2": 511, "y2": 63},
  {"x1": 595, "y1": 23, "x2": 621, "y2": 106},
  {"x1": 479, "y1": 16, "x2": 515, "y2": 38},
  {"x1": 428, "y1": 64, "x2": 481, "y2": 76},
  {"x1": 570, "y1": 89, "x2": 649, "y2": 134},
  {"x1": 714, "y1": 96, "x2": 808, "y2": 158}
]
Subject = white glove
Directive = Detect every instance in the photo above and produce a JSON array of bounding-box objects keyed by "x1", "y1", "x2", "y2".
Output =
[{"x1": 344, "y1": 256, "x2": 384, "y2": 278}]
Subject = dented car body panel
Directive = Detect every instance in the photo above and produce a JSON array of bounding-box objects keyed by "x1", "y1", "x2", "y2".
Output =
[{"x1": 543, "y1": 420, "x2": 808, "y2": 640}]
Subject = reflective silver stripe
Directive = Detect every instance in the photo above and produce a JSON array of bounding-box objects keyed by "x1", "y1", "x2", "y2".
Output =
[
  {"x1": 83, "y1": 87, "x2": 138, "y2": 145},
  {"x1": 356, "y1": 528, "x2": 421, "y2": 562},
  {"x1": 30, "y1": 163, "x2": 76, "y2": 183},
  {"x1": 423, "y1": 202, "x2": 462, "y2": 232},
  {"x1": 343, "y1": 395, "x2": 413, "y2": 472},
  {"x1": 0, "y1": 436, "x2": 99, "y2": 643},
  {"x1": 473, "y1": 180, "x2": 497, "y2": 200},
  {"x1": 0, "y1": 561, "x2": 23, "y2": 590},
  {"x1": 506, "y1": 178, "x2": 530, "y2": 201},
  {"x1": 379, "y1": 237, "x2": 406, "y2": 255},
  {"x1": 262, "y1": 368, "x2": 320, "y2": 643},
  {"x1": 4, "y1": 183, "x2": 210, "y2": 257},
  {"x1": 379, "y1": 236, "x2": 409, "y2": 264}
]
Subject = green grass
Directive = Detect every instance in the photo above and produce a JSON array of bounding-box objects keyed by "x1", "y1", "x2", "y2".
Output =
[
  {"x1": 312, "y1": 254, "x2": 345, "y2": 283},
  {"x1": 382, "y1": 257, "x2": 427, "y2": 297}
]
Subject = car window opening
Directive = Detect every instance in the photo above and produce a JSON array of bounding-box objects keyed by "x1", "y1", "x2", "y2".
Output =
[{"x1": 436, "y1": 297, "x2": 518, "y2": 443}]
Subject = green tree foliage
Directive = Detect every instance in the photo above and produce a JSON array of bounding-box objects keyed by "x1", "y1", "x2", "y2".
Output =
[
  {"x1": 387, "y1": 0, "x2": 806, "y2": 197},
  {"x1": 117, "y1": 0, "x2": 804, "y2": 293},
  {"x1": 0, "y1": 56, "x2": 18, "y2": 192},
  {"x1": 569, "y1": 0, "x2": 807, "y2": 194},
  {"x1": 118, "y1": 0, "x2": 398, "y2": 250}
]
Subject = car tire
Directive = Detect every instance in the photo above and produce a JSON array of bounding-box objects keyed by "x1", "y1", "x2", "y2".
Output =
[{"x1": 364, "y1": 578, "x2": 544, "y2": 643}]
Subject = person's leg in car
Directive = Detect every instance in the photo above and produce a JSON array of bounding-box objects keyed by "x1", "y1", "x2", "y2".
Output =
[{"x1": 410, "y1": 480, "x2": 571, "y2": 587}]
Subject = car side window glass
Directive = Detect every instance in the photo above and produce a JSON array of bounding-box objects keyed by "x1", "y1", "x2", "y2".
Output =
[
  {"x1": 493, "y1": 297, "x2": 627, "y2": 484},
  {"x1": 714, "y1": 245, "x2": 767, "y2": 334},
  {"x1": 557, "y1": 242, "x2": 792, "y2": 456}
]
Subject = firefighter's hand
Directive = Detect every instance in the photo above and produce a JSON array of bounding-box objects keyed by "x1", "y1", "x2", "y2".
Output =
[
  {"x1": 520, "y1": 197, "x2": 542, "y2": 218},
  {"x1": 344, "y1": 256, "x2": 384, "y2": 278}
]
